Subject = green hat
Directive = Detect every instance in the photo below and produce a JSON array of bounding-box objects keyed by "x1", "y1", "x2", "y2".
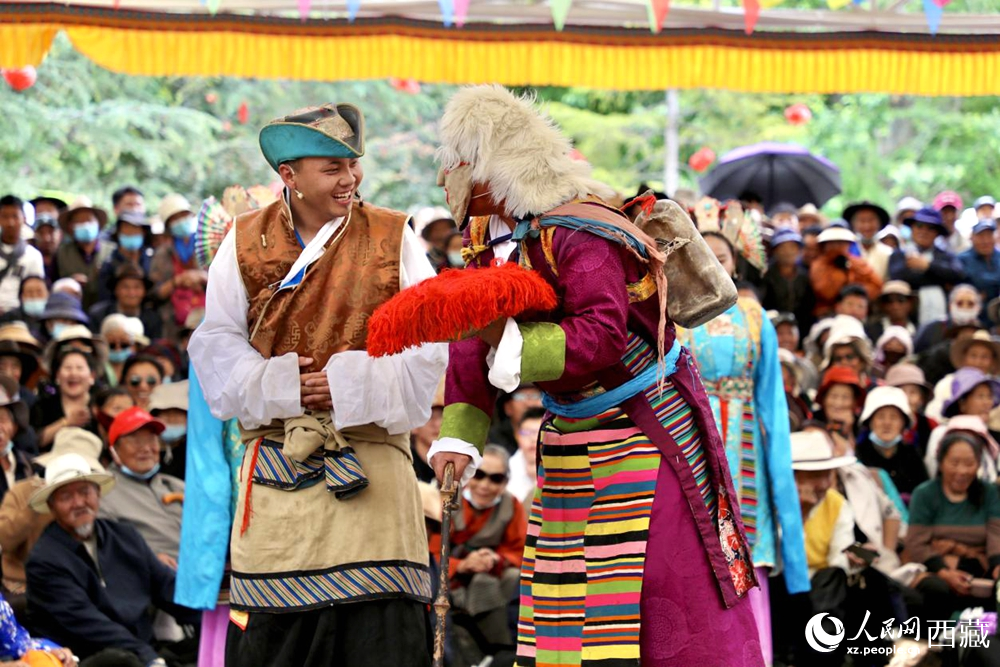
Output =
[{"x1": 259, "y1": 104, "x2": 365, "y2": 172}]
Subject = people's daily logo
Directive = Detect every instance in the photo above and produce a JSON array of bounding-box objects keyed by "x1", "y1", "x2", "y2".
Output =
[{"x1": 805, "y1": 613, "x2": 846, "y2": 652}]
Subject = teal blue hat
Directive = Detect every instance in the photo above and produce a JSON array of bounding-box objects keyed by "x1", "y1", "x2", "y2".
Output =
[{"x1": 258, "y1": 104, "x2": 365, "y2": 172}]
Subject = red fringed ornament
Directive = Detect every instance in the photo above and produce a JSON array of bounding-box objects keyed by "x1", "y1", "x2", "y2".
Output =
[{"x1": 367, "y1": 263, "x2": 558, "y2": 357}]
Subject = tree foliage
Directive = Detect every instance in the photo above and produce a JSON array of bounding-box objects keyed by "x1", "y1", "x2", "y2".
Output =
[{"x1": 3, "y1": 34, "x2": 1000, "y2": 218}]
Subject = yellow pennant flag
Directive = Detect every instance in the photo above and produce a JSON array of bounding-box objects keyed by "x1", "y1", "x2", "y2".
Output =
[
  {"x1": 759, "y1": 0, "x2": 784, "y2": 7},
  {"x1": 827, "y1": 0, "x2": 853, "y2": 8}
]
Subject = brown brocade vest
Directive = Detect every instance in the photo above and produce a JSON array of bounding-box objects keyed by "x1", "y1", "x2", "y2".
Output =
[{"x1": 235, "y1": 198, "x2": 407, "y2": 373}]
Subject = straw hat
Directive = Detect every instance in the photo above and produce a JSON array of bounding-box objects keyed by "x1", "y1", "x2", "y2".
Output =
[
  {"x1": 860, "y1": 386, "x2": 913, "y2": 430},
  {"x1": 0, "y1": 323, "x2": 40, "y2": 354},
  {"x1": 157, "y1": 194, "x2": 194, "y2": 226},
  {"x1": 44, "y1": 325, "x2": 108, "y2": 373},
  {"x1": 29, "y1": 452, "x2": 115, "y2": 513},
  {"x1": 148, "y1": 381, "x2": 189, "y2": 414},
  {"x1": 791, "y1": 431, "x2": 857, "y2": 471},
  {"x1": 58, "y1": 197, "x2": 108, "y2": 235},
  {"x1": 949, "y1": 330, "x2": 1000, "y2": 375},
  {"x1": 34, "y1": 427, "x2": 105, "y2": 470}
]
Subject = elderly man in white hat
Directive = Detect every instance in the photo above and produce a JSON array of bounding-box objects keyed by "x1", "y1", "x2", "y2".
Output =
[
  {"x1": 149, "y1": 193, "x2": 206, "y2": 341},
  {"x1": 26, "y1": 444, "x2": 198, "y2": 667}
]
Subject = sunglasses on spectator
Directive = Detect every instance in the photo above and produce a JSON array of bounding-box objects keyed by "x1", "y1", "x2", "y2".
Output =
[
  {"x1": 472, "y1": 470, "x2": 508, "y2": 484},
  {"x1": 831, "y1": 352, "x2": 858, "y2": 364},
  {"x1": 128, "y1": 375, "x2": 160, "y2": 387}
]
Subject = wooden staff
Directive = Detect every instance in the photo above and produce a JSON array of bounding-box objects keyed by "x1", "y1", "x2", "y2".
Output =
[{"x1": 433, "y1": 462, "x2": 459, "y2": 667}]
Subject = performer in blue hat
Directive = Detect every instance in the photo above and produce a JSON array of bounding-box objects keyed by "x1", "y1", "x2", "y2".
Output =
[{"x1": 189, "y1": 104, "x2": 447, "y2": 667}]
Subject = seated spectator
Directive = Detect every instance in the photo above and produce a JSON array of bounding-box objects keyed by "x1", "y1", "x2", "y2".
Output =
[
  {"x1": 905, "y1": 429, "x2": 1000, "y2": 622},
  {"x1": 872, "y1": 325, "x2": 913, "y2": 379},
  {"x1": 933, "y1": 190, "x2": 969, "y2": 254},
  {"x1": 0, "y1": 376, "x2": 36, "y2": 506},
  {"x1": 0, "y1": 196, "x2": 46, "y2": 316},
  {"x1": 150, "y1": 194, "x2": 206, "y2": 341},
  {"x1": 819, "y1": 316, "x2": 876, "y2": 391},
  {"x1": 29, "y1": 196, "x2": 65, "y2": 283},
  {"x1": 446, "y1": 445, "x2": 525, "y2": 657},
  {"x1": 141, "y1": 341, "x2": 182, "y2": 384},
  {"x1": 0, "y1": 428, "x2": 101, "y2": 609},
  {"x1": 12, "y1": 276, "x2": 48, "y2": 343},
  {"x1": 869, "y1": 280, "x2": 916, "y2": 342},
  {"x1": 913, "y1": 284, "x2": 983, "y2": 354},
  {"x1": 32, "y1": 349, "x2": 98, "y2": 450},
  {"x1": 26, "y1": 452, "x2": 198, "y2": 667},
  {"x1": 844, "y1": 200, "x2": 893, "y2": 281},
  {"x1": 875, "y1": 224, "x2": 902, "y2": 251},
  {"x1": 50, "y1": 277, "x2": 82, "y2": 301},
  {"x1": 54, "y1": 198, "x2": 116, "y2": 309},
  {"x1": 856, "y1": 386, "x2": 928, "y2": 498},
  {"x1": 37, "y1": 292, "x2": 88, "y2": 346},
  {"x1": 761, "y1": 229, "x2": 813, "y2": 338},
  {"x1": 91, "y1": 386, "x2": 136, "y2": 452},
  {"x1": 832, "y1": 284, "x2": 870, "y2": 325},
  {"x1": 884, "y1": 363, "x2": 937, "y2": 458},
  {"x1": 926, "y1": 370, "x2": 1000, "y2": 481},
  {"x1": 100, "y1": 407, "x2": 183, "y2": 565},
  {"x1": 814, "y1": 364, "x2": 866, "y2": 454},
  {"x1": 148, "y1": 381, "x2": 188, "y2": 480},
  {"x1": 119, "y1": 355, "x2": 164, "y2": 412},
  {"x1": 809, "y1": 227, "x2": 883, "y2": 318},
  {"x1": 959, "y1": 219, "x2": 1000, "y2": 305},
  {"x1": 89, "y1": 263, "x2": 162, "y2": 342},
  {"x1": 96, "y1": 211, "x2": 155, "y2": 304},
  {"x1": 0, "y1": 337, "x2": 39, "y2": 411},
  {"x1": 890, "y1": 207, "x2": 966, "y2": 326},
  {"x1": 926, "y1": 329, "x2": 1000, "y2": 420},
  {"x1": 507, "y1": 407, "x2": 543, "y2": 507},
  {"x1": 411, "y1": 382, "x2": 444, "y2": 484},
  {"x1": 100, "y1": 314, "x2": 146, "y2": 387}
]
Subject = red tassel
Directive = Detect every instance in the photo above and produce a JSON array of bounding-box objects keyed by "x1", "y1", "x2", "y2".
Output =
[
  {"x1": 367, "y1": 263, "x2": 558, "y2": 357},
  {"x1": 240, "y1": 438, "x2": 263, "y2": 536}
]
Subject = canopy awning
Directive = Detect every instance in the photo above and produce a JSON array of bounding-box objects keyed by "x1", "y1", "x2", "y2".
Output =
[{"x1": 3, "y1": 1, "x2": 999, "y2": 95}]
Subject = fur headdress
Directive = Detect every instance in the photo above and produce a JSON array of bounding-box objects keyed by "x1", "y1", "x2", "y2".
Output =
[{"x1": 437, "y1": 85, "x2": 614, "y2": 220}]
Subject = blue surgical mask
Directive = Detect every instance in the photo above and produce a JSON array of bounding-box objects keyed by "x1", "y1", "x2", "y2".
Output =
[
  {"x1": 120, "y1": 462, "x2": 160, "y2": 481},
  {"x1": 169, "y1": 216, "x2": 196, "y2": 239},
  {"x1": 871, "y1": 434, "x2": 903, "y2": 450},
  {"x1": 108, "y1": 348, "x2": 132, "y2": 364},
  {"x1": 160, "y1": 424, "x2": 187, "y2": 443},
  {"x1": 118, "y1": 234, "x2": 144, "y2": 251},
  {"x1": 447, "y1": 251, "x2": 465, "y2": 268},
  {"x1": 49, "y1": 322, "x2": 68, "y2": 339},
  {"x1": 72, "y1": 222, "x2": 100, "y2": 243},
  {"x1": 21, "y1": 298, "x2": 45, "y2": 317}
]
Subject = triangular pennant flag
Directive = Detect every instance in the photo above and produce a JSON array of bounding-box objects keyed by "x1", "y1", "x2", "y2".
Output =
[
  {"x1": 742, "y1": 0, "x2": 759, "y2": 34},
  {"x1": 439, "y1": 0, "x2": 454, "y2": 26},
  {"x1": 759, "y1": 0, "x2": 783, "y2": 7},
  {"x1": 454, "y1": 0, "x2": 470, "y2": 26},
  {"x1": 827, "y1": 0, "x2": 852, "y2": 8},
  {"x1": 649, "y1": 0, "x2": 669, "y2": 32},
  {"x1": 347, "y1": 0, "x2": 360, "y2": 20},
  {"x1": 550, "y1": 0, "x2": 572, "y2": 31},
  {"x1": 297, "y1": 0, "x2": 310, "y2": 20},
  {"x1": 933, "y1": 0, "x2": 952, "y2": 5},
  {"x1": 922, "y1": 0, "x2": 942, "y2": 34},
  {"x1": 206, "y1": 0, "x2": 221, "y2": 13}
]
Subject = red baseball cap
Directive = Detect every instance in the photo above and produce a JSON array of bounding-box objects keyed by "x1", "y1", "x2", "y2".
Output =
[
  {"x1": 108, "y1": 406, "x2": 165, "y2": 447},
  {"x1": 933, "y1": 191, "x2": 963, "y2": 211}
]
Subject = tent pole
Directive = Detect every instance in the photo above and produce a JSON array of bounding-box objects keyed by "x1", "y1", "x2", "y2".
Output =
[{"x1": 665, "y1": 89, "x2": 679, "y2": 196}]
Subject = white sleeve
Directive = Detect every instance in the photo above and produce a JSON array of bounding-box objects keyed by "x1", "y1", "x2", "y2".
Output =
[
  {"x1": 326, "y1": 224, "x2": 448, "y2": 435},
  {"x1": 187, "y1": 231, "x2": 303, "y2": 429},
  {"x1": 486, "y1": 318, "x2": 524, "y2": 393},
  {"x1": 427, "y1": 438, "x2": 484, "y2": 487},
  {"x1": 828, "y1": 501, "x2": 856, "y2": 573}
]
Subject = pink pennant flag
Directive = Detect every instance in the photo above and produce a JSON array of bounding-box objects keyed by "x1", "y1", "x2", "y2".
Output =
[
  {"x1": 455, "y1": 0, "x2": 470, "y2": 26},
  {"x1": 933, "y1": 0, "x2": 952, "y2": 5},
  {"x1": 298, "y1": 0, "x2": 310, "y2": 19},
  {"x1": 650, "y1": 0, "x2": 670, "y2": 31},
  {"x1": 743, "y1": 0, "x2": 760, "y2": 34}
]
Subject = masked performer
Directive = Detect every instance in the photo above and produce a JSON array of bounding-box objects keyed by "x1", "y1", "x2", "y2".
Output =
[
  {"x1": 189, "y1": 104, "x2": 447, "y2": 667},
  {"x1": 428, "y1": 85, "x2": 763, "y2": 667}
]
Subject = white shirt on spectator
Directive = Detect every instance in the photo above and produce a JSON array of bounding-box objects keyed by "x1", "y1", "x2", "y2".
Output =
[
  {"x1": 188, "y1": 213, "x2": 447, "y2": 435},
  {"x1": 0, "y1": 243, "x2": 43, "y2": 313}
]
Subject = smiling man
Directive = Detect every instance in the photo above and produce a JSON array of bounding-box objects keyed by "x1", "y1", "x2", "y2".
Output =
[{"x1": 189, "y1": 104, "x2": 446, "y2": 667}]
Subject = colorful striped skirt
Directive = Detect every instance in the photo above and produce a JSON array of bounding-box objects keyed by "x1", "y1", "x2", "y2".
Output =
[{"x1": 517, "y1": 376, "x2": 763, "y2": 667}]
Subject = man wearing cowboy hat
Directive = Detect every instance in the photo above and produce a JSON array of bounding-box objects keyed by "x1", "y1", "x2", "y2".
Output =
[
  {"x1": 189, "y1": 103, "x2": 446, "y2": 666},
  {"x1": 843, "y1": 200, "x2": 893, "y2": 281},
  {"x1": 26, "y1": 447, "x2": 198, "y2": 667},
  {"x1": 54, "y1": 197, "x2": 115, "y2": 309}
]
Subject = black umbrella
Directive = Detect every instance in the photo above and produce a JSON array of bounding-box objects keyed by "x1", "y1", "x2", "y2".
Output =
[{"x1": 698, "y1": 142, "x2": 842, "y2": 211}]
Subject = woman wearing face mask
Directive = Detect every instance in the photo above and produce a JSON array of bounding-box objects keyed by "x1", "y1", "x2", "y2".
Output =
[
  {"x1": 149, "y1": 194, "x2": 207, "y2": 341},
  {"x1": 35, "y1": 293, "x2": 89, "y2": 346},
  {"x1": 99, "y1": 314, "x2": 146, "y2": 387},
  {"x1": 31, "y1": 349, "x2": 98, "y2": 450},
  {"x1": 15, "y1": 277, "x2": 48, "y2": 341},
  {"x1": 0, "y1": 376, "x2": 36, "y2": 505},
  {"x1": 925, "y1": 367, "x2": 1000, "y2": 482},
  {"x1": 95, "y1": 211, "x2": 155, "y2": 303},
  {"x1": 913, "y1": 284, "x2": 983, "y2": 354},
  {"x1": 856, "y1": 386, "x2": 928, "y2": 499},
  {"x1": 148, "y1": 381, "x2": 189, "y2": 480},
  {"x1": 443, "y1": 231, "x2": 465, "y2": 269}
]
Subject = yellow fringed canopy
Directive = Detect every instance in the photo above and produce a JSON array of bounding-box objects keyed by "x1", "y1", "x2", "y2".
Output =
[{"x1": 3, "y1": 3, "x2": 1000, "y2": 95}]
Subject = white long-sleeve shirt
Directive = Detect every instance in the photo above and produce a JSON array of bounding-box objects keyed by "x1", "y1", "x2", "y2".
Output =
[{"x1": 188, "y1": 214, "x2": 447, "y2": 435}]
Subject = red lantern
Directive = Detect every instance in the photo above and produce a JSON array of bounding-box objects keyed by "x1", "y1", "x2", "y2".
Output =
[
  {"x1": 237, "y1": 101, "x2": 249, "y2": 125},
  {"x1": 2, "y1": 67, "x2": 37, "y2": 92},
  {"x1": 389, "y1": 78, "x2": 421, "y2": 94},
  {"x1": 688, "y1": 147, "x2": 715, "y2": 173},
  {"x1": 784, "y1": 103, "x2": 812, "y2": 125}
]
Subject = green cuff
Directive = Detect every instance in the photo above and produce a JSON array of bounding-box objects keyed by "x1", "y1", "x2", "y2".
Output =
[
  {"x1": 518, "y1": 322, "x2": 566, "y2": 383},
  {"x1": 440, "y1": 403, "x2": 491, "y2": 454}
]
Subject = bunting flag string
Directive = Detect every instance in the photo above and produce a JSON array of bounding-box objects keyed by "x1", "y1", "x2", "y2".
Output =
[
  {"x1": 438, "y1": 0, "x2": 453, "y2": 26},
  {"x1": 550, "y1": 0, "x2": 571, "y2": 31},
  {"x1": 347, "y1": 0, "x2": 360, "y2": 21},
  {"x1": 742, "y1": 0, "x2": 759, "y2": 34},
  {"x1": 297, "y1": 0, "x2": 310, "y2": 19},
  {"x1": 648, "y1": 0, "x2": 669, "y2": 32},
  {"x1": 922, "y1": 0, "x2": 942, "y2": 34},
  {"x1": 454, "y1": 0, "x2": 470, "y2": 26}
]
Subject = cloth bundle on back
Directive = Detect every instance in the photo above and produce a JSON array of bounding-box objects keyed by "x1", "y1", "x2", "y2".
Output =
[{"x1": 426, "y1": 85, "x2": 764, "y2": 667}]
